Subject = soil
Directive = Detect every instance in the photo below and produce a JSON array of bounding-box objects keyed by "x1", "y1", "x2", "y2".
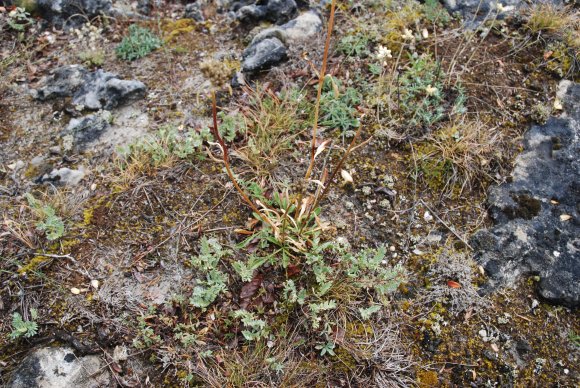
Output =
[{"x1": 0, "y1": 1, "x2": 578, "y2": 387}]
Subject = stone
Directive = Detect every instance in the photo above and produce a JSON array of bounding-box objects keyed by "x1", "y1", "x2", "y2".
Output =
[
  {"x1": 237, "y1": 0, "x2": 297, "y2": 25},
  {"x1": 442, "y1": 0, "x2": 565, "y2": 27},
  {"x1": 39, "y1": 167, "x2": 86, "y2": 186},
  {"x1": 242, "y1": 37, "x2": 287, "y2": 73},
  {"x1": 64, "y1": 110, "x2": 112, "y2": 152},
  {"x1": 184, "y1": 2, "x2": 204, "y2": 21},
  {"x1": 37, "y1": 0, "x2": 112, "y2": 28},
  {"x1": 33, "y1": 65, "x2": 146, "y2": 111},
  {"x1": 249, "y1": 10, "x2": 322, "y2": 46},
  {"x1": 471, "y1": 81, "x2": 580, "y2": 308},
  {"x1": 8, "y1": 347, "x2": 112, "y2": 388}
]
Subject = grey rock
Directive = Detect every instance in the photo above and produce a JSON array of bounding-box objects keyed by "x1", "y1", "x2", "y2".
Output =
[
  {"x1": 240, "y1": 11, "x2": 320, "y2": 75},
  {"x1": 64, "y1": 110, "x2": 112, "y2": 151},
  {"x1": 250, "y1": 10, "x2": 321, "y2": 46},
  {"x1": 237, "y1": 0, "x2": 297, "y2": 25},
  {"x1": 472, "y1": 81, "x2": 580, "y2": 308},
  {"x1": 9, "y1": 347, "x2": 112, "y2": 388},
  {"x1": 37, "y1": 0, "x2": 112, "y2": 28},
  {"x1": 39, "y1": 167, "x2": 86, "y2": 186},
  {"x1": 442, "y1": 0, "x2": 564, "y2": 27},
  {"x1": 136, "y1": 0, "x2": 152, "y2": 15},
  {"x1": 184, "y1": 2, "x2": 204, "y2": 21},
  {"x1": 242, "y1": 37, "x2": 287, "y2": 73},
  {"x1": 33, "y1": 65, "x2": 146, "y2": 111}
]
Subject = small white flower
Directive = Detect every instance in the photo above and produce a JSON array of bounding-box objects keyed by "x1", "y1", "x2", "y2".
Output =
[
  {"x1": 402, "y1": 28, "x2": 414, "y2": 40},
  {"x1": 496, "y1": 3, "x2": 505, "y2": 13},
  {"x1": 425, "y1": 85, "x2": 438, "y2": 96},
  {"x1": 375, "y1": 45, "x2": 392, "y2": 60}
]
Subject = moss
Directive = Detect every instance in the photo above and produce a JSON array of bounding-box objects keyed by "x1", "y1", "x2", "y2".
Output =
[
  {"x1": 83, "y1": 207, "x2": 94, "y2": 225},
  {"x1": 162, "y1": 19, "x2": 197, "y2": 43},
  {"x1": 416, "y1": 369, "x2": 439, "y2": 387},
  {"x1": 17, "y1": 255, "x2": 50, "y2": 275}
]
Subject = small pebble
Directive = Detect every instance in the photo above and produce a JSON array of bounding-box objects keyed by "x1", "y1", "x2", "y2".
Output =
[{"x1": 70, "y1": 287, "x2": 81, "y2": 295}]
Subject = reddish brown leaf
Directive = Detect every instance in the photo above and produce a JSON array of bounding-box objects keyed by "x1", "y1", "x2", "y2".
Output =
[
  {"x1": 240, "y1": 273, "x2": 263, "y2": 299},
  {"x1": 287, "y1": 264, "x2": 301, "y2": 277},
  {"x1": 447, "y1": 280, "x2": 461, "y2": 289}
]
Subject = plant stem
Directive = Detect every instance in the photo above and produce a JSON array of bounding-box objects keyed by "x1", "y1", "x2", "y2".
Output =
[
  {"x1": 303, "y1": 0, "x2": 337, "y2": 181},
  {"x1": 209, "y1": 91, "x2": 276, "y2": 231}
]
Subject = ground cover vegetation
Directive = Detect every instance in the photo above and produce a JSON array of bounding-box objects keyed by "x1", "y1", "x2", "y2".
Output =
[{"x1": 0, "y1": 0, "x2": 578, "y2": 386}]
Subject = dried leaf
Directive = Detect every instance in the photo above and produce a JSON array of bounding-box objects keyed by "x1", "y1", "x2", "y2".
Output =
[
  {"x1": 234, "y1": 228, "x2": 254, "y2": 235},
  {"x1": 447, "y1": 280, "x2": 461, "y2": 289},
  {"x1": 240, "y1": 273, "x2": 263, "y2": 299},
  {"x1": 341, "y1": 169, "x2": 353, "y2": 184},
  {"x1": 314, "y1": 139, "x2": 331, "y2": 160},
  {"x1": 287, "y1": 264, "x2": 301, "y2": 277}
]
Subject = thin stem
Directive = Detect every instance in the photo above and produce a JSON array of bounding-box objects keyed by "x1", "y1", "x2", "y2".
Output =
[
  {"x1": 303, "y1": 0, "x2": 337, "y2": 181},
  {"x1": 209, "y1": 91, "x2": 276, "y2": 231}
]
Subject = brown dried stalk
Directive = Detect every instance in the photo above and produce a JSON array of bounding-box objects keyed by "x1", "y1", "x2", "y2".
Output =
[
  {"x1": 209, "y1": 91, "x2": 276, "y2": 230},
  {"x1": 303, "y1": 0, "x2": 337, "y2": 181}
]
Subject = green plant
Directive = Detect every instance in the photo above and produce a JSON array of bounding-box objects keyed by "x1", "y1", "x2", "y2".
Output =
[
  {"x1": 3, "y1": 7, "x2": 34, "y2": 32},
  {"x1": 133, "y1": 313, "x2": 162, "y2": 349},
  {"x1": 569, "y1": 331, "x2": 580, "y2": 347},
  {"x1": 395, "y1": 54, "x2": 466, "y2": 131},
  {"x1": 315, "y1": 341, "x2": 336, "y2": 356},
  {"x1": 189, "y1": 237, "x2": 231, "y2": 309},
  {"x1": 422, "y1": 0, "x2": 450, "y2": 26},
  {"x1": 359, "y1": 304, "x2": 382, "y2": 320},
  {"x1": 25, "y1": 193, "x2": 65, "y2": 241},
  {"x1": 319, "y1": 76, "x2": 362, "y2": 132},
  {"x1": 10, "y1": 309, "x2": 38, "y2": 339},
  {"x1": 120, "y1": 125, "x2": 212, "y2": 167},
  {"x1": 232, "y1": 310, "x2": 269, "y2": 341},
  {"x1": 337, "y1": 32, "x2": 371, "y2": 57},
  {"x1": 116, "y1": 24, "x2": 162, "y2": 61}
]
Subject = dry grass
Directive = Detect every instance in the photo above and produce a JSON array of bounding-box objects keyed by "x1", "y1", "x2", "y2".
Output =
[
  {"x1": 525, "y1": 3, "x2": 577, "y2": 37},
  {"x1": 415, "y1": 118, "x2": 502, "y2": 196},
  {"x1": 233, "y1": 85, "x2": 311, "y2": 178}
]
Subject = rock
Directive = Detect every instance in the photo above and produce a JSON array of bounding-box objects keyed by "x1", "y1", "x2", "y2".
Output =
[
  {"x1": 242, "y1": 37, "x2": 287, "y2": 73},
  {"x1": 37, "y1": 0, "x2": 112, "y2": 28},
  {"x1": 240, "y1": 11, "x2": 321, "y2": 75},
  {"x1": 39, "y1": 167, "x2": 86, "y2": 185},
  {"x1": 8, "y1": 347, "x2": 112, "y2": 388},
  {"x1": 184, "y1": 2, "x2": 204, "y2": 21},
  {"x1": 441, "y1": 0, "x2": 564, "y2": 26},
  {"x1": 136, "y1": 0, "x2": 152, "y2": 15},
  {"x1": 471, "y1": 81, "x2": 580, "y2": 308},
  {"x1": 237, "y1": 0, "x2": 297, "y2": 25},
  {"x1": 33, "y1": 65, "x2": 146, "y2": 111},
  {"x1": 64, "y1": 110, "x2": 112, "y2": 152},
  {"x1": 249, "y1": 10, "x2": 322, "y2": 46}
]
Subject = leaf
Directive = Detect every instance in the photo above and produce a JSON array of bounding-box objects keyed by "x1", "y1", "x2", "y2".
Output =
[
  {"x1": 314, "y1": 139, "x2": 331, "y2": 160},
  {"x1": 287, "y1": 264, "x2": 301, "y2": 277},
  {"x1": 240, "y1": 273, "x2": 263, "y2": 299},
  {"x1": 447, "y1": 280, "x2": 461, "y2": 289}
]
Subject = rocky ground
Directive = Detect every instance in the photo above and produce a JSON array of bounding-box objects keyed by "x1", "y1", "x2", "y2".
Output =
[{"x1": 0, "y1": 0, "x2": 578, "y2": 387}]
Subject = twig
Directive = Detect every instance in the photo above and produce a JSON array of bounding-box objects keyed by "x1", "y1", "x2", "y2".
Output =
[{"x1": 419, "y1": 199, "x2": 473, "y2": 250}]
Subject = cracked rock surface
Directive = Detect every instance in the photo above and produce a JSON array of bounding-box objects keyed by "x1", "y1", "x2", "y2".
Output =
[{"x1": 472, "y1": 81, "x2": 580, "y2": 308}]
